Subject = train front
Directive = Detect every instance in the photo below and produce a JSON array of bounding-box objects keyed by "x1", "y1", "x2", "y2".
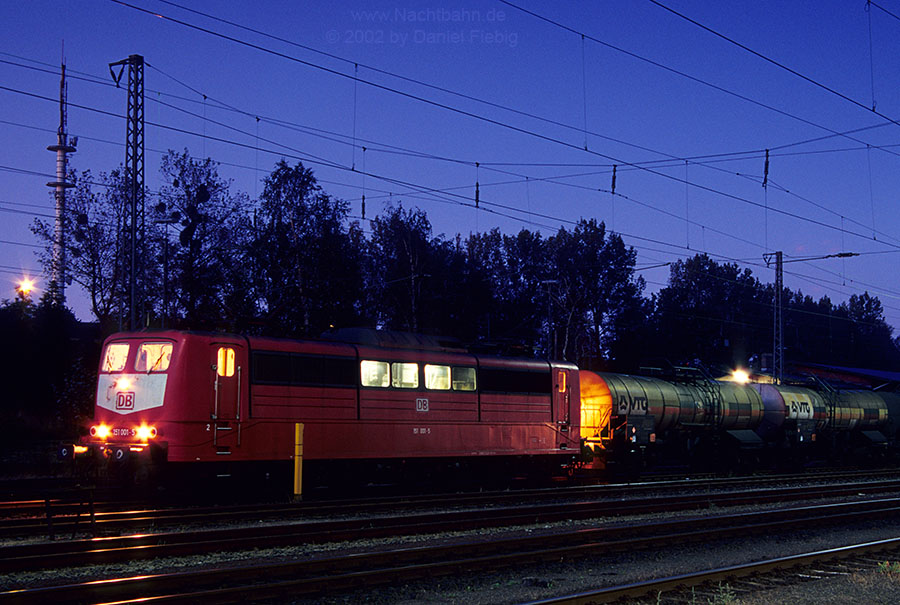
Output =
[{"x1": 67, "y1": 332, "x2": 181, "y2": 478}]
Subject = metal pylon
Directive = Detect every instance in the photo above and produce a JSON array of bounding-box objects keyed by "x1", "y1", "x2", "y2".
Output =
[
  {"x1": 764, "y1": 251, "x2": 784, "y2": 384},
  {"x1": 110, "y1": 55, "x2": 145, "y2": 330}
]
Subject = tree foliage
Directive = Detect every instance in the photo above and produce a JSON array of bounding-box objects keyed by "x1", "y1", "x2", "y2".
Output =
[
  {"x1": 30, "y1": 152, "x2": 900, "y2": 376},
  {"x1": 249, "y1": 160, "x2": 364, "y2": 336}
]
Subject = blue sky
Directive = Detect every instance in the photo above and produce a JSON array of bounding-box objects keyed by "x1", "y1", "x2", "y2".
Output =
[{"x1": 3, "y1": 0, "x2": 900, "y2": 334}]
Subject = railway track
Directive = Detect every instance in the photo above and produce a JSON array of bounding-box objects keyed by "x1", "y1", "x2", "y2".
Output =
[
  {"x1": 3, "y1": 477, "x2": 900, "y2": 573},
  {"x1": 526, "y1": 538, "x2": 900, "y2": 604},
  {"x1": 3, "y1": 468, "x2": 899, "y2": 539},
  {"x1": 2, "y1": 494, "x2": 900, "y2": 603}
]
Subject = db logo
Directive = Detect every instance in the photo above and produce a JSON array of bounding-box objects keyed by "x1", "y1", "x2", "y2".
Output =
[
  {"x1": 416, "y1": 398, "x2": 429, "y2": 412},
  {"x1": 116, "y1": 392, "x2": 135, "y2": 410}
]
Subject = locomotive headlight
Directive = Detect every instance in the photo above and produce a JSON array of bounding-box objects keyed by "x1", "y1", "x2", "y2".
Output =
[
  {"x1": 115, "y1": 377, "x2": 132, "y2": 390},
  {"x1": 91, "y1": 424, "x2": 111, "y2": 439},
  {"x1": 136, "y1": 424, "x2": 157, "y2": 441}
]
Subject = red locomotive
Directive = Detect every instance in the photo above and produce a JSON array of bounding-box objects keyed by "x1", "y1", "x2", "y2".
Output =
[{"x1": 76, "y1": 329, "x2": 581, "y2": 485}]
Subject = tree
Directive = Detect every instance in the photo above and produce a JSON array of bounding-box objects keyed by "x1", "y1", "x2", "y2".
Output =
[
  {"x1": 0, "y1": 294, "x2": 98, "y2": 445},
  {"x1": 249, "y1": 160, "x2": 364, "y2": 336},
  {"x1": 155, "y1": 149, "x2": 249, "y2": 329},
  {"x1": 367, "y1": 204, "x2": 436, "y2": 332},
  {"x1": 653, "y1": 254, "x2": 766, "y2": 368},
  {"x1": 32, "y1": 169, "x2": 128, "y2": 330},
  {"x1": 842, "y1": 292, "x2": 897, "y2": 369},
  {"x1": 545, "y1": 219, "x2": 646, "y2": 366}
]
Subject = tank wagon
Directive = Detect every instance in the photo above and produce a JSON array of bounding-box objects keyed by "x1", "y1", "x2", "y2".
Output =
[{"x1": 580, "y1": 367, "x2": 900, "y2": 473}]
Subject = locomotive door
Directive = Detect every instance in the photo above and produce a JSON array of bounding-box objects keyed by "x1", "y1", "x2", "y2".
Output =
[
  {"x1": 555, "y1": 368, "x2": 572, "y2": 433},
  {"x1": 211, "y1": 343, "x2": 244, "y2": 451}
]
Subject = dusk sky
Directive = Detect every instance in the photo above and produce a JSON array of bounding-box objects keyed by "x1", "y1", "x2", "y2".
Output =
[{"x1": 3, "y1": 1, "x2": 900, "y2": 334}]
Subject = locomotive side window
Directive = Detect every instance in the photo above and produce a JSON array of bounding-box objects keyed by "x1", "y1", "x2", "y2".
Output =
[
  {"x1": 452, "y1": 367, "x2": 477, "y2": 391},
  {"x1": 293, "y1": 355, "x2": 358, "y2": 387},
  {"x1": 102, "y1": 343, "x2": 129, "y2": 372},
  {"x1": 251, "y1": 352, "x2": 356, "y2": 387},
  {"x1": 361, "y1": 360, "x2": 390, "y2": 387},
  {"x1": 479, "y1": 368, "x2": 550, "y2": 394},
  {"x1": 425, "y1": 364, "x2": 450, "y2": 390},
  {"x1": 252, "y1": 352, "x2": 291, "y2": 384},
  {"x1": 391, "y1": 362, "x2": 419, "y2": 389},
  {"x1": 135, "y1": 343, "x2": 173, "y2": 372},
  {"x1": 217, "y1": 347, "x2": 235, "y2": 377}
]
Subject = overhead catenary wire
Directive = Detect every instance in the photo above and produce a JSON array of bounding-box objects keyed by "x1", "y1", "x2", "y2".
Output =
[
  {"x1": 5, "y1": 71, "x2": 899, "y2": 268},
  {"x1": 5, "y1": 52, "x2": 900, "y2": 249},
  {"x1": 2, "y1": 24, "x2": 898, "y2": 323},
  {"x1": 12, "y1": 74, "x2": 896, "y2": 257},
  {"x1": 103, "y1": 0, "x2": 900, "y2": 249},
  {"x1": 647, "y1": 0, "x2": 900, "y2": 131},
  {"x1": 497, "y1": 1, "x2": 900, "y2": 162},
  {"x1": 147, "y1": 0, "x2": 900, "y2": 173}
]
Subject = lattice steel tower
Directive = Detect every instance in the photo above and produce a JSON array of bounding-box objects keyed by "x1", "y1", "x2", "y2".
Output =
[
  {"x1": 46, "y1": 61, "x2": 76, "y2": 305},
  {"x1": 109, "y1": 54, "x2": 145, "y2": 330},
  {"x1": 764, "y1": 251, "x2": 784, "y2": 384}
]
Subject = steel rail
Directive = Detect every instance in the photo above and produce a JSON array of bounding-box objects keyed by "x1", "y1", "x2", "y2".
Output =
[
  {"x1": 4, "y1": 472, "x2": 900, "y2": 540},
  {"x1": 524, "y1": 537, "x2": 900, "y2": 604},
  {"x1": 2, "y1": 467, "x2": 897, "y2": 531},
  {"x1": 2, "y1": 497, "x2": 900, "y2": 603},
  {"x1": 1, "y1": 467, "x2": 896, "y2": 514},
  {"x1": 3, "y1": 480, "x2": 900, "y2": 573}
]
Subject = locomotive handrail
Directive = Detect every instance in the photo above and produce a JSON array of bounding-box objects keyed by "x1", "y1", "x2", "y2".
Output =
[{"x1": 236, "y1": 365, "x2": 242, "y2": 447}]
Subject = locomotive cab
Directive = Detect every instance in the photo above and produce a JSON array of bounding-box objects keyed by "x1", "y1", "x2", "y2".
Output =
[{"x1": 73, "y1": 332, "x2": 182, "y2": 478}]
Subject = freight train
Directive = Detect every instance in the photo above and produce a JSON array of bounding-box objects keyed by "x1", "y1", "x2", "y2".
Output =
[{"x1": 63, "y1": 328, "x2": 900, "y2": 485}]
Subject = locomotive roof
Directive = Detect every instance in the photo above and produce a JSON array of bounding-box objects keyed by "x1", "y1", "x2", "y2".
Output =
[{"x1": 322, "y1": 327, "x2": 466, "y2": 352}]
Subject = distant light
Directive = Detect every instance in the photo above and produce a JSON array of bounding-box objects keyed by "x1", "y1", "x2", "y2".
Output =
[
  {"x1": 17, "y1": 278, "x2": 35, "y2": 295},
  {"x1": 732, "y1": 369, "x2": 750, "y2": 384}
]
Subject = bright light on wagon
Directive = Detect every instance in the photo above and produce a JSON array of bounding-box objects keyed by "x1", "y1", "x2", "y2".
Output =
[{"x1": 732, "y1": 369, "x2": 750, "y2": 384}]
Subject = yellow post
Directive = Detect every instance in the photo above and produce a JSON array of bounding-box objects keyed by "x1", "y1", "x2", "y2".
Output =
[{"x1": 293, "y1": 423, "x2": 304, "y2": 502}]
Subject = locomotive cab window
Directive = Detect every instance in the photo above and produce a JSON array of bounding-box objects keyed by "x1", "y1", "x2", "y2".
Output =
[
  {"x1": 102, "y1": 343, "x2": 129, "y2": 372},
  {"x1": 452, "y1": 367, "x2": 476, "y2": 391},
  {"x1": 135, "y1": 343, "x2": 173, "y2": 372},
  {"x1": 391, "y1": 362, "x2": 419, "y2": 389},
  {"x1": 425, "y1": 365, "x2": 450, "y2": 390},
  {"x1": 361, "y1": 360, "x2": 390, "y2": 387},
  {"x1": 217, "y1": 347, "x2": 235, "y2": 377}
]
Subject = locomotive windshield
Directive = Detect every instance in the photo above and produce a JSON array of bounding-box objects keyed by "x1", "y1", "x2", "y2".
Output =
[
  {"x1": 102, "y1": 343, "x2": 129, "y2": 372},
  {"x1": 136, "y1": 343, "x2": 173, "y2": 372}
]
